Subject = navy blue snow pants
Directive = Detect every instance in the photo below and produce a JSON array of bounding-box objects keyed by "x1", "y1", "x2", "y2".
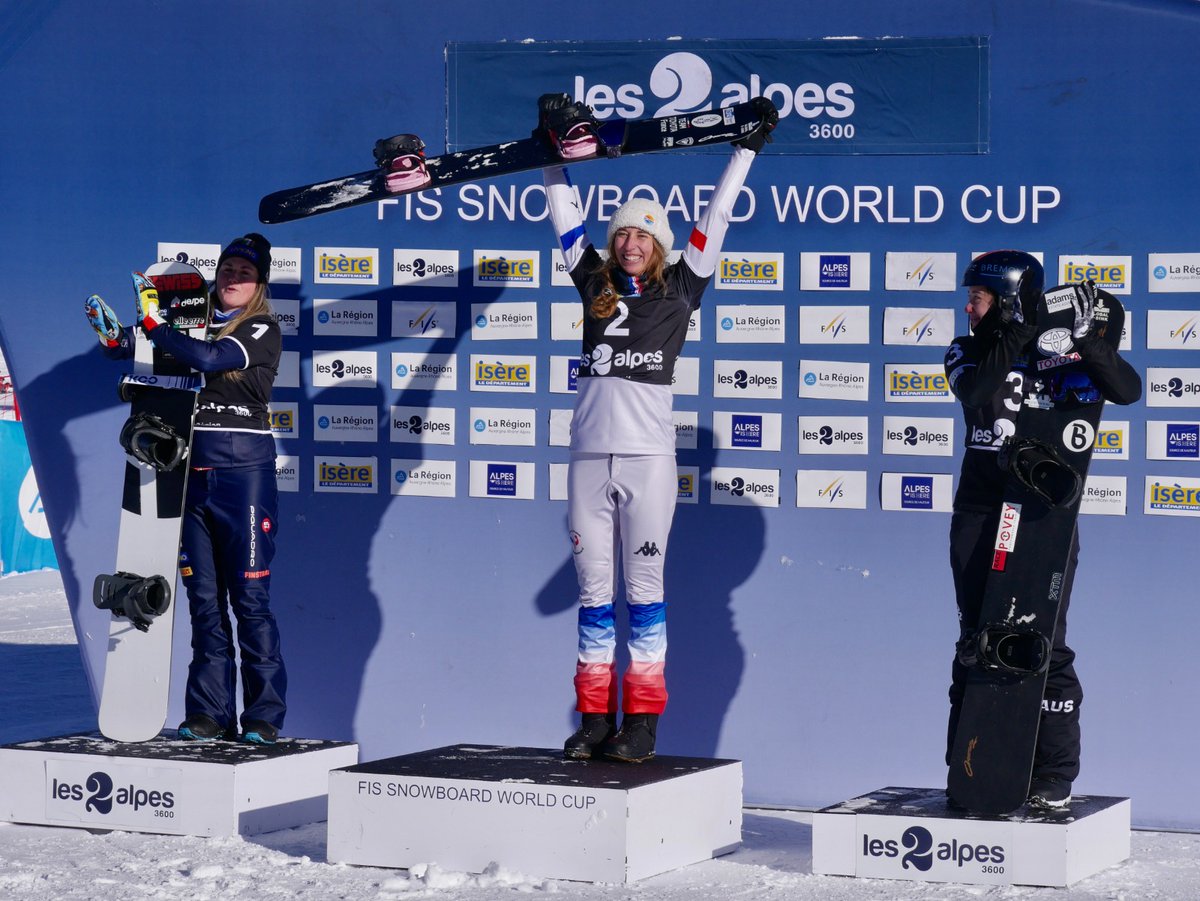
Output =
[
  {"x1": 947, "y1": 509, "x2": 1082, "y2": 784},
  {"x1": 179, "y1": 463, "x2": 286, "y2": 732}
]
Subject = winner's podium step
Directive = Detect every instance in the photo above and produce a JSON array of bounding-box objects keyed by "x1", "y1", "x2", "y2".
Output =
[
  {"x1": 328, "y1": 743, "x2": 743, "y2": 883},
  {"x1": 0, "y1": 732, "x2": 358, "y2": 836},
  {"x1": 812, "y1": 786, "x2": 1130, "y2": 887}
]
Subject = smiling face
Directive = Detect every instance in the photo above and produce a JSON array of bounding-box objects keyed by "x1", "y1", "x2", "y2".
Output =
[
  {"x1": 965, "y1": 285, "x2": 996, "y2": 330},
  {"x1": 215, "y1": 256, "x2": 261, "y2": 311},
  {"x1": 612, "y1": 227, "x2": 658, "y2": 278}
]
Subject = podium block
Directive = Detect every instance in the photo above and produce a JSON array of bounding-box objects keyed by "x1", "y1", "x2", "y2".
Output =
[
  {"x1": 0, "y1": 732, "x2": 358, "y2": 836},
  {"x1": 812, "y1": 786, "x2": 1130, "y2": 887},
  {"x1": 327, "y1": 744, "x2": 742, "y2": 883}
]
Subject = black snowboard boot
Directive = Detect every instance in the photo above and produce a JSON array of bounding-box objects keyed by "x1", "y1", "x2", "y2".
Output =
[
  {"x1": 178, "y1": 713, "x2": 235, "y2": 742},
  {"x1": 1027, "y1": 776, "x2": 1072, "y2": 809},
  {"x1": 564, "y1": 713, "x2": 616, "y2": 760},
  {"x1": 241, "y1": 719, "x2": 280, "y2": 745},
  {"x1": 602, "y1": 713, "x2": 659, "y2": 763}
]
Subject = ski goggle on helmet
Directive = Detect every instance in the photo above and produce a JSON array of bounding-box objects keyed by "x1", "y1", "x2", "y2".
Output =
[{"x1": 961, "y1": 250, "x2": 1044, "y2": 302}]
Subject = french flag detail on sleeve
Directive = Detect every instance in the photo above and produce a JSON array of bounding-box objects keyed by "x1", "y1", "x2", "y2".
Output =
[
  {"x1": 688, "y1": 227, "x2": 708, "y2": 253},
  {"x1": 559, "y1": 223, "x2": 587, "y2": 253}
]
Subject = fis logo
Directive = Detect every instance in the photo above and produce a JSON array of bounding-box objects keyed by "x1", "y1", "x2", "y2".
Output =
[
  {"x1": 818, "y1": 477, "x2": 845, "y2": 503},
  {"x1": 1171, "y1": 317, "x2": 1200, "y2": 345},
  {"x1": 822, "y1": 314, "x2": 849, "y2": 338},
  {"x1": 410, "y1": 305, "x2": 441, "y2": 335},
  {"x1": 901, "y1": 314, "x2": 936, "y2": 343},
  {"x1": 906, "y1": 257, "x2": 936, "y2": 287}
]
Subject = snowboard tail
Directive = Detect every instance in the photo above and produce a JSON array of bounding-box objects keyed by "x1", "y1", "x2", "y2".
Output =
[
  {"x1": 947, "y1": 286, "x2": 1125, "y2": 816},
  {"x1": 259, "y1": 100, "x2": 771, "y2": 224}
]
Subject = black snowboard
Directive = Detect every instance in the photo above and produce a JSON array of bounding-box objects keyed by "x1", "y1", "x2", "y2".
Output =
[
  {"x1": 93, "y1": 262, "x2": 210, "y2": 742},
  {"x1": 259, "y1": 100, "x2": 772, "y2": 224},
  {"x1": 946, "y1": 285, "x2": 1125, "y2": 816}
]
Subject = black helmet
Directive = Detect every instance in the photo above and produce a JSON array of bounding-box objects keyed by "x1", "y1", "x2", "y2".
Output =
[{"x1": 961, "y1": 250, "x2": 1043, "y2": 301}]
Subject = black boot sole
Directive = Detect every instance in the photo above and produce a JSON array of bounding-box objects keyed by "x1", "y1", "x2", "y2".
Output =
[{"x1": 602, "y1": 749, "x2": 655, "y2": 763}]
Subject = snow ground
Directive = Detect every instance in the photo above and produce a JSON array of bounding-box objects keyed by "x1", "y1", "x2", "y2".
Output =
[{"x1": 1, "y1": 568, "x2": 1198, "y2": 900}]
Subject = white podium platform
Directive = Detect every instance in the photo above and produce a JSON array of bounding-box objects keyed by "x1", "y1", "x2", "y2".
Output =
[
  {"x1": 327, "y1": 744, "x2": 742, "y2": 883},
  {"x1": 812, "y1": 786, "x2": 1130, "y2": 887},
  {"x1": 0, "y1": 732, "x2": 358, "y2": 836}
]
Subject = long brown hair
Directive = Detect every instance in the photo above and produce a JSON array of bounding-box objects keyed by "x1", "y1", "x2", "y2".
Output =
[{"x1": 588, "y1": 236, "x2": 667, "y2": 319}]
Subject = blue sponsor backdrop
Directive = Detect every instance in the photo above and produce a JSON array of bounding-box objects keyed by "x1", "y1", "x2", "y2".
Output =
[
  {"x1": 2, "y1": 0, "x2": 1199, "y2": 828},
  {"x1": 448, "y1": 37, "x2": 989, "y2": 153}
]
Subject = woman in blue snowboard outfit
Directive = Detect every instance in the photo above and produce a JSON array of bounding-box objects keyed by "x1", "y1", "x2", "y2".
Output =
[{"x1": 88, "y1": 234, "x2": 286, "y2": 744}]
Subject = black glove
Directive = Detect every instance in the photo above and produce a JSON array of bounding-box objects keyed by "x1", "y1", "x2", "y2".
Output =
[
  {"x1": 534, "y1": 93, "x2": 594, "y2": 136},
  {"x1": 997, "y1": 293, "x2": 1023, "y2": 326},
  {"x1": 1016, "y1": 268, "x2": 1041, "y2": 327},
  {"x1": 732, "y1": 97, "x2": 779, "y2": 154}
]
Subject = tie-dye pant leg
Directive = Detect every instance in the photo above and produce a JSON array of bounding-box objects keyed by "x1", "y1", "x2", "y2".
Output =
[{"x1": 568, "y1": 453, "x2": 677, "y2": 714}]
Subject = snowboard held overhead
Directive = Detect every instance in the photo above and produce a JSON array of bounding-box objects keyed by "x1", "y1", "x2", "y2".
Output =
[{"x1": 258, "y1": 95, "x2": 778, "y2": 223}]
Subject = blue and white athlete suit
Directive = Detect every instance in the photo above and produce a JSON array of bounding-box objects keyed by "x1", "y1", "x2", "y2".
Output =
[
  {"x1": 943, "y1": 305, "x2": 1140, "y2": 783},
  {"x1": 544, "y1": 146, "x2": 756, "y2": 716},
  {"x1": 110, "y1": 310, "x2": 286, "y2": 735}
]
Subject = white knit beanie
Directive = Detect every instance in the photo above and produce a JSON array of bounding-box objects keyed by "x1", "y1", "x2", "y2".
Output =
[{"x1": 607, "y1": 197, "x2": 674, "y2": 256}]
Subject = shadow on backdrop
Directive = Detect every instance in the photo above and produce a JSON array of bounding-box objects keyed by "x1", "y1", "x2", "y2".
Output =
[{"x1": 272, "y1": 277, "x2": 504, "y2": 742}]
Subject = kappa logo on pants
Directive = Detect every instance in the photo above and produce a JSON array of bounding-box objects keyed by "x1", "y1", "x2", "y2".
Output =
[{"x1": 634, "y1": 541, "x2": 661, "y2": 557}]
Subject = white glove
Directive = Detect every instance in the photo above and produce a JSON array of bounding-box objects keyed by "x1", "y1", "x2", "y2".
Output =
[{"x1": 1072, "y1": 280, "x2": 1097, "y2": 339}]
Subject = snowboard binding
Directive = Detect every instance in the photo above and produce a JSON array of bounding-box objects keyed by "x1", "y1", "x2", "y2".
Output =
[
  {"x1": 119, "y1": 411, "x2": 189, "y2": 471},
  {"x1": 93, "y1": 572, "x2": 172, "y2": 633},
  {"x1": 373, "y1": 133, "x2": 432, "y2": 194},
  {"x1": 957, "y1": 624, "x2": 1053, "y2": 676},
  {"x1": 535, "y1": 93, "x2": 603, "y2": 160},
  {"x1": 998, "y1": 437, "x2": 1083, "y2": 508}
]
